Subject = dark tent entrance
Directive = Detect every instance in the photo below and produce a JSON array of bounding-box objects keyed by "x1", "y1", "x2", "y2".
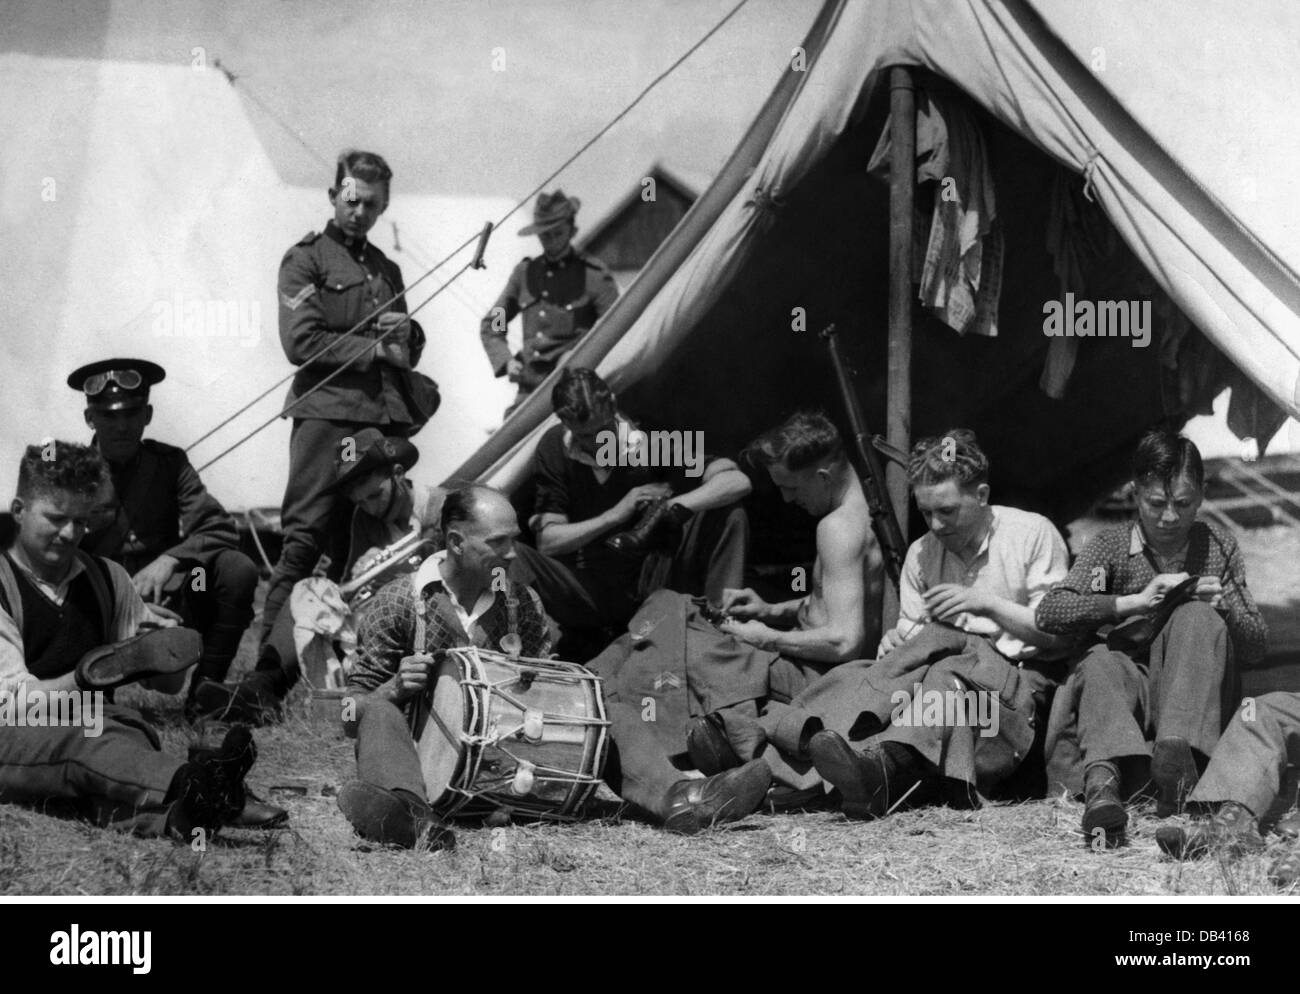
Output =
[{"x1": 610, "y1": 70, "x2": 1240, "y2": 568}]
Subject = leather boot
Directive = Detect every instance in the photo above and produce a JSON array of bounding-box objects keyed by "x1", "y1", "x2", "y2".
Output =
[
  {"x1": 337, "y1": 781, "x2": 455, "y2": 851},
  {"x1": 1151, "y1": 736, "x2": 1198, "y2": 818},
  {"x1": 809, "y1": 731, "x2": 923, "y2": 820},
  {"x1": 1082, "y1": 761, "x2": 1127, "y2": 847},
  {"x1": 76, "y1": 627, "x2": 202, "y2": 691},
  {"x1": 1156, "y1": 800, "x2": 1264, "y2": 859},
  {"x1": 605, "y1": 500, "x2": 689, "y2": 557},
  {"x1": 662, "y1": 759, "x2": 771, "y2": 834}
]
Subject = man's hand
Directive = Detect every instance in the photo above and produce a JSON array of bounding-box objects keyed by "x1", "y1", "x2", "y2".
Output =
[
  {"x1": 375, "y1": 313, "x2": 411, "y2": 369},
  {"x1": 719, "y1": 618, "x2": 775, "y2": 651},
  {"x1": 132, "y1": 554, "x2": 180, "y2": 605},
  {"x1": 718, "y1": 587, "x2": 771, "y2": 622},
  {"x1": 141, "y1": 604, "x2": 182, "y2": 629},
  {"x1": 1120, "y1": 572, "x2": 1192, "y2": 615},
  {"x1": 394, "y1": 651, "x2": 436, "y2": 703},
  {"x1": 877, "y1": 628, "x2": 904, "y2": 657},
  {"x1": 610, "y1": 483, "x2": 673, "y2": 524},
  {"x1": 922, "y1": 583, "x2": 994, "y2": 624},
  {"x1": 1194, "y1": 575, "x2": 1225, "y2": 611},
  {"x1": 506, "y1": 358, "x2": 524, "y2": 382},
  {"x1": 350, "y1": 546, "x2": 384, "y2": 579}
]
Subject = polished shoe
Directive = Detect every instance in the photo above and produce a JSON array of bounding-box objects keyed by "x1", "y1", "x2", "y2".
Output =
[
  {"x1": 234, "y1": 791, "x2": 289, "y2": 830},
  {"x1": 191, "y1": 672, "x2": 284, "y2": 726},
  {"x1": 165, "y1": 725, "x2": 257, "y2": 839},
  {"x1": 686, "y1": 713, "x2": 741, "y2": 776},
  {"x1": 1081, "y1": 762, "x2": 1127, "y2": 847},
  {"x1": 662, "y1": 759, "x2": 771, "y2": 834},
  {"x1": 75, "y1": 627, "x2": 202, "y2": 691},
  {"x1": 809, "y1": 731, "x2": 921, "y2": 820},
  {"x1": 337, "y1": 781, "x2": 455, "y2": 851},
  {"x1": 1156, "y1": 800, "x2": 1264, "y2": 859},
  {"x1": 1151, "y1": 736, "x2": 1198, "y2": 818},
  {"x1": 1268, "y1": 847, "x2": 1300, "y2": 888},
  {"x1": 605, "y1": 500, "x2": 690, "y2": 557}
]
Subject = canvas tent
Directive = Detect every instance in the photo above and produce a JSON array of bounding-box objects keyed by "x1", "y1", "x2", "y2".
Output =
[
  {"x1": 0, "y1": 52, "x2": 530, "y2": 510},
  {"x1": 450, "y1": 0, "x2": 1300, "y2": 548}
]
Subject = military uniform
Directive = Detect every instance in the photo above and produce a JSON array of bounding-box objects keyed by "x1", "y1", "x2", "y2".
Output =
[
  {"x1": 265, "y1": 220, "x2": 431, "y2": 640},
  {"x1": 67, "y1": 358, "x2": 258, "y2": 690},
  {"x1": 480, "y1": 248, "x2": 618, "y2": 415},
  {"x1": 82, "y1": 439, "x2": 258, "y2": 686}
]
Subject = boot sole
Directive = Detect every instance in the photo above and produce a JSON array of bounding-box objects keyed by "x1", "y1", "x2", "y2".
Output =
[
  {"x1": 338, "y1": 782, "x2": 422, "y2": 848},
  {"x1": 78, "y1": 627, "x2": 202, "y2": 689}
]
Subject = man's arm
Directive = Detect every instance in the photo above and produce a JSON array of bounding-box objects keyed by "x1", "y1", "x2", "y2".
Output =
[
  {"x1": 278, "y1": 245, "x2": 377, "y2": 373},
  {"x1": 164, "y1": 454, "x2": 242, "y2": 562},
  {"x1": 480, "y1": 264, "x2": 523, "y2": 376},
  {"x1": 878, "y1": 541, "x2": 927, "y2": 654},
  {"x1": 667, "y1": 458, "x2": 752, "y2": 515},
  {"x1": 343, "y1": 582, "x2": 419, "y2": 736},
  {"x1": 728, "y1": 514, "x2": 867, "y2": 663}
]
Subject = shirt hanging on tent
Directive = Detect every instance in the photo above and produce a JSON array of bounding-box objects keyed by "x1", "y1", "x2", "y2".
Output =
[{"x1": 868, "y1": 90, "x2": 1002, "y2": 338}]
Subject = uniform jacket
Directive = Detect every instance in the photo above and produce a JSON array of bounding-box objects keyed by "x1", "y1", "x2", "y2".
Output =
[
  {"x1": 479, "y1": 248, "x2": 618, "y2": 376},
  {"x1": 83, "y1": 439, "x2": 241, "y2": 575},
  {"x1": 278, "y1": 221, "x2": 428, "y2": 426}
]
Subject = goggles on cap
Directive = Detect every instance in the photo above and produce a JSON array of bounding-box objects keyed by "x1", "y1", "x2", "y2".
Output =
[{"x1": 83, "y1": 368, "x2": 143, "y2": 396}]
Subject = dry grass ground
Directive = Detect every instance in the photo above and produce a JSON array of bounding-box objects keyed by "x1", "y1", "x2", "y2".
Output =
[{"x1": 1, "y1": 524, "x2": 1295, "y2": 897}]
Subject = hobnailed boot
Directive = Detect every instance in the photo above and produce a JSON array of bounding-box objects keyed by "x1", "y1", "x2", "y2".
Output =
[
  {"x1": 1081, "y1": 762, "x2": 1127, "y2": 847},
  {"x1": 809, "y1": 731, "x2": 923, "y2": 821},
  {"x1": 605, "y1": 500, "x2": 690, "y2": 557}
]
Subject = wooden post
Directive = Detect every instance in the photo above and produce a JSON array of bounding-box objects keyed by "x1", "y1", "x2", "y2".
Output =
[{"x1": 884, "y1": 65, "x2": 915, "y2": 629}]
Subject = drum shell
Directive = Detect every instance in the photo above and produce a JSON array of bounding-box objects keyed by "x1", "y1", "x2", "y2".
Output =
[{"x1": 412, "y1": 648, "x2": 609, "y2": 821}]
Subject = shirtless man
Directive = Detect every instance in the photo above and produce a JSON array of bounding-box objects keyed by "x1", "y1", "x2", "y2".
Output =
[
  {"x1": 682, "y1": 411, "x2": 884, "y2": 777},
  {"x1": 716, "y1": 410, "x2": 882, "y2": 663}
]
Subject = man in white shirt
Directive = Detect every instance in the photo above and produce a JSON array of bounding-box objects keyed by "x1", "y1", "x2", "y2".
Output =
[
  {"x1": 753, "y1": 429, "x2": 1071, "y2": 817},
  {"x1": 0, "y1": 441, "x2": 269, "y2": 839}
]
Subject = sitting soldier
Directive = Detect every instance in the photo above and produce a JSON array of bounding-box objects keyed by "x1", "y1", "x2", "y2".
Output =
[
  {"x1": 1156, "y1": 691, "x2": 1300, "y2": 888},
  {"x1": 69, "y1": 358, "x2": 259, "y2": 719},
  {"x1": 731, "y1": 429, "x2": 1069, "y2": 819},
  {"x1": 0, "y1": 441, "x2": 277, "y2": 838},
  {"x1": 196, "y1": 429, "x2": 443, "y2": 724},
  {"x1": 512, "y1": 367, "x2": 751, "y2": 657},
  {"x1": 338, "y1": 486, "x2": 551, "y2": 849},
  {"x1": 1037, "y1": 430, "x2": 1267, "y2": 846}
]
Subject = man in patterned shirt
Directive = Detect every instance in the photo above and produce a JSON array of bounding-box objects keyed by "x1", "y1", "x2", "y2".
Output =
[
  {"x1": 337, "y1": 486, "x2": 552, "y2": 850},
  {"x1": 1037, "y1": 430, "x2": 1267, "y2": 846}
]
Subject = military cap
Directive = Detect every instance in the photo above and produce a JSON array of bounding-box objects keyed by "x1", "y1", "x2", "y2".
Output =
[{"x1": 66, "y1": 358, "x2": 166, "y2": 411}]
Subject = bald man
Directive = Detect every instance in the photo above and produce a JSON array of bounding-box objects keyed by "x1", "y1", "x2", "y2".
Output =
[{"x1": 338, "y1": 486, "x2": 553, "y2": 849}]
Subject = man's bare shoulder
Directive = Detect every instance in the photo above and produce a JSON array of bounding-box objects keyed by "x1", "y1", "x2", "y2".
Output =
[{"x1": 816, "y1": 497, "x2": 872, "y2": 558}]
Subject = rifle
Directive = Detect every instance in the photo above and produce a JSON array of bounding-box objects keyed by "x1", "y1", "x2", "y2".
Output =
[{"x1": 820, "y1": 324, "x2": 908, "y2": 589}]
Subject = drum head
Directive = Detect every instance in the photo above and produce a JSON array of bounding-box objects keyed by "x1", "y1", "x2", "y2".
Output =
[{"x1": 414, "y1": 653, "x2": 467, "y2": 804}]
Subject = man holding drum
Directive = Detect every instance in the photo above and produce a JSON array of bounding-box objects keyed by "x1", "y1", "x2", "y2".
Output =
[{"x1": 337, "y1": 486, "x2": 551, "y2": 849}]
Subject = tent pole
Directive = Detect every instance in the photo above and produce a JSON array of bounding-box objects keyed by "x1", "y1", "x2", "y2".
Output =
[{"x1": 885, "y1": 65, "x2": 915, "y2": 630}]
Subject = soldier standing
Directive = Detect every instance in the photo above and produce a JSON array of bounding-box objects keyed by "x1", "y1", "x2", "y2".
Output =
[
  {"x1": 262, "y1": 149, "x2": 438, "y2": 644},
  {"x1": 480, "y1": 190, "x2": 618, "y2": 418}
]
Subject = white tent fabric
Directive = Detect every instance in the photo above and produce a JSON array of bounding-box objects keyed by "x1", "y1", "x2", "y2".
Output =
[
  {"x1": 476, "y1": 0, "x2": 1300, "y2": 490},
  {"x1": 1, "y1": 53, "x2": 529, "y2": 509}
]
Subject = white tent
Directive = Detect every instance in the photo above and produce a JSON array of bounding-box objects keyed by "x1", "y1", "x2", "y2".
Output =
[
  {"x1": 0, "y1": 52, "x2": 530, "y2": 509},
  {"x1": 456, "y1": 0, "x2": 1300, "y2": 507}
]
